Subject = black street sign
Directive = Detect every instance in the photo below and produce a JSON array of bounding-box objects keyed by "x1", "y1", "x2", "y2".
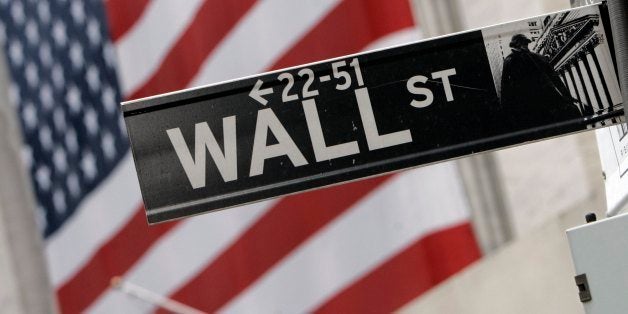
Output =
[{"x1": 123, "y1": 3, "x2": 624, "y2": 223}]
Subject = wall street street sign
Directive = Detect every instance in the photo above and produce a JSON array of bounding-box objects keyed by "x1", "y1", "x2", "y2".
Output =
[{"x1": 123, "y1": 3, "x2": 624, "y2": 223}]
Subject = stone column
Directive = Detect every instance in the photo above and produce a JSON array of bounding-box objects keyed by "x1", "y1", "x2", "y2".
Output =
[
  {"x1": 586, "y1": 51, "x2": 611, "y2": 111},
  {"x1": 593, "y1": 44, "x2": 623, "y2": 107},
  {"x1": 570, "y1": 63, "x2": 589, "y2": 109},
  {"x1": 564, "y1": 70, "x2": 579, "y2": 102},
  {"x1": 578, "y1": 56, "x2": 600, "y2": 112}
]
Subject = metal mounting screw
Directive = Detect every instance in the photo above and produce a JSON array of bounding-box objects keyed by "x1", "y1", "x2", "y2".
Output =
[{"x1": 585, "y1": 212, "x2": 597, "y2": 223}]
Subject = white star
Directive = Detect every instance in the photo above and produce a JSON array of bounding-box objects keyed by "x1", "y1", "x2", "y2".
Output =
[
  {"x1": 81, "y1": 151, "x2": 97, "y2": 181},
  {"x1": 39, "y1": 125, "x2": 53, "y2": 151},
  {"x1": 11, "y1": 1, "x2": 25, "y2": 25},
  {"x1": 66, "y1": 84, "x2": 82, "y2": 113},
  {"x1": 69, "y1": 41, "x2": 84, "y2": 70},
  {"x1": 35, "y1": 165, "x2": 51, "y2": 191},
  {"x1": 53, "y1": 188, "x2": 67, "y2": 215},
  {"x1": 25, "y1": 62, "x2": 39, "y2": 88},
  {"x1": 87, "y1": 18, "x2": 101, "y2": 46},
  {"x1": 101, "y1": 132, "x2": 116, "y2": 160},
  {"x1": 52, "y1": 64, "x2": 65, "y2": 90},
  {"x1": 70, "y1": 1, "x2": 85, "y2": 25},
  {"x1": 21, "y1": 101, "x2": 38, "y2": 130},
  {"x1": 53, "y1": 107, "x2": 66, "y2": 132},
  {"x1": 39, "y1": 42, "x2": 53, "y2": 68},
  {"x1": 86, "y1": 65, "x2": 100, "y2": 92},
  {"x1": 103, "y1": 41, "x2": 117, "y2": 69},
  {"x1": 21, "y1": 146, "x2": 33, "y2": 169},
  {"x1": 40, "y1": 83, "x2": 54, "y2": 111},
  {"x1": 65, "y1": 128, "x2": 78, "y2": 154},
  {"x1": 52, "y1": 20, "x2": 67, "y2": 47},
  {"x1": 53, "y1": 146, "x2": 67, "y2": 173},
  {"x1": 83, "y1": 108, "x2": 99, "y2": 136},
  {"x1": 66, "y1": 172, "x2": 81, "y2": 198},
  {"x1": 102, "y1": 85, "x2": 117, "y2": 114},
  {"x1": 25, "y1": 19, "x2": 40, "y2": 46},
  {"x1": 8, "y1": 39, "x2": 23, "y2": 66},
  {"x1": 38, "y1": 1, "x2": 51, "y2": 25}
]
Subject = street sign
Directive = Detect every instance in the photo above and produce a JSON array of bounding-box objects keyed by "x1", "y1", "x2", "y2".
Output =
[
  {"x1": 124, "y1": 3, "x2": 624, "y2": 223},
  {"x1": 573, "y1": 0, "x2": 628, "y2": 217}
]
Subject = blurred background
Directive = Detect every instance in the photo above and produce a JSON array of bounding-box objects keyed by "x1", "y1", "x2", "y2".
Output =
[{"x1": 0, "y1": 0, "x2": 614, "y2": 313}]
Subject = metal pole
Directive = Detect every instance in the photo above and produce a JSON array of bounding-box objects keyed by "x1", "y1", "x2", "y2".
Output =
[
  {"x1": 606, "y1": 0, "x2": 628, "y2": 122},
  {"x1": 0, "y1": 40, "x2": 58, "y2": 313},
  {"x1": 111, "y1": 277, "x2": 206, "y2": 314}
]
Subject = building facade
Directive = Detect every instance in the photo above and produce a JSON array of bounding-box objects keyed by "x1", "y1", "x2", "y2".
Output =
[{"x1": 534, "y1": 9, "x2": 623, "y2": 123}]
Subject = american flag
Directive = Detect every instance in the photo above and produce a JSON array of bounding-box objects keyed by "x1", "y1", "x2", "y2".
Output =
[{"x1": 0, "y1": 0, "x2": 481, "y2": 312}]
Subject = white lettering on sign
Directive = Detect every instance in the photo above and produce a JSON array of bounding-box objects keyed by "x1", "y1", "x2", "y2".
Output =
[
  {"x1": 355, "y1": 87, "x2": 413, "y2": 151},
  {"x1": 249, "y1": 58, "x2": 367, "y2": 106},
  {"x1": 166, "y1": 117, "x2": 238, "y2": 189},
  {"x1": 302, "y1": 98, "x2": 360, "y2": 161},
  {"x1": 278, "y1": 73, "x2": 299, "y2": 103},
  {"x1": 332, "y1": 60, "x2": 352, "y2": 91},
  {"x1": 249, "y1": 108, "x2": 308, "y2": 177},
  {"x1": 431, "y1": 68, "x2": 457, "y2": 102},
  {"x1": 407, "y1": 68, "x2": 457, "y2": 108},
  {"x1": 407, "y1": 75, "x2": 433, "y2": 108},
  {"x1": 171, "y1": 63, "x2": 460, "y2": 189},
  {"x1": 249, "y1": 79, "x2": 274, "y2": 106},
  {"x1": 298, "y1": 68, "x2": 320, "y2": 98}
]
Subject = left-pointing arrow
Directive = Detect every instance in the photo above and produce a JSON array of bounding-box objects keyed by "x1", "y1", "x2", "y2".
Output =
[{"x1": 249, "y1": 79, "x2": 274, "y2": 106}]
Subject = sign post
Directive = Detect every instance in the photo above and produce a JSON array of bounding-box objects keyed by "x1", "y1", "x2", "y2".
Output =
[
  {"x1": 124, "y1": 3, "x2": 624, "y2": 223},
  {"x1": 573, "y1": 0, "x2": 628, "y2": 216}
]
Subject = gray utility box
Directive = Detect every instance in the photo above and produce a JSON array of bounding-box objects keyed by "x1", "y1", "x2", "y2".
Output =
[{"x1": 567, "y1": 212, "x2": 628, "y2": 314}]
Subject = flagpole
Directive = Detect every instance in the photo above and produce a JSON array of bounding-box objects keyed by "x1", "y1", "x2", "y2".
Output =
[
  {"x1": 111, "y1": 277, "x2": 207, "y2": 314},
  {"x1": 606, "y1": 0, "x2": 628, "y2": 124},
  {"x1": 0, "y1": 43, "x2": 58, "y2": 313}
]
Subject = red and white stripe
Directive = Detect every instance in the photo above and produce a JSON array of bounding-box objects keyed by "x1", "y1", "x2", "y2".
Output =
[
  {"x1": 113, "y1": 0, "x2": 205, "y2": 96},
  {"x1": 45, "y1": 1, "x2": 481, "y2": 313},
  {"x1": 220, "y1": 164, "x2": 472, "y2": 313}
]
